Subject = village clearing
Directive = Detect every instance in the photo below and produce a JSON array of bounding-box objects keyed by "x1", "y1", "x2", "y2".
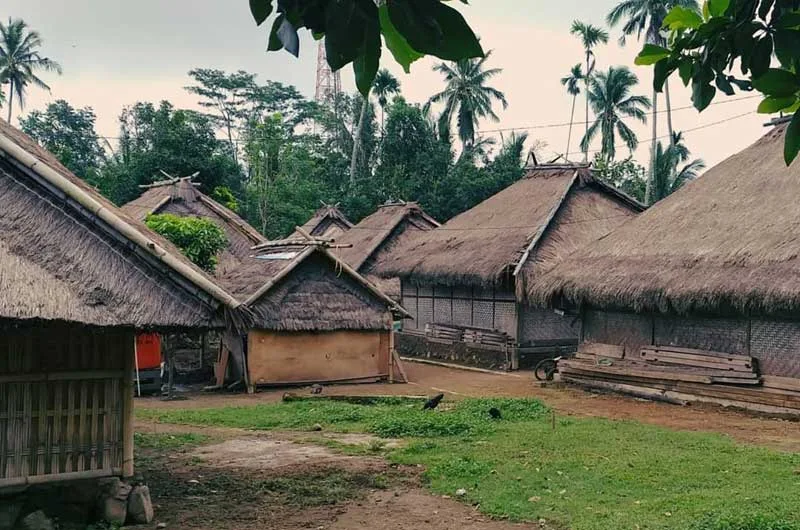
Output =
[{"x1": 134, "y1": 364, "x2": 800, "y2": 530}]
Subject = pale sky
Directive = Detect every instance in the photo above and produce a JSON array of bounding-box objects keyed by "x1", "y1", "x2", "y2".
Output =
[{"x1": 3, "y1": 1, "x2": 767, "y2": 169}]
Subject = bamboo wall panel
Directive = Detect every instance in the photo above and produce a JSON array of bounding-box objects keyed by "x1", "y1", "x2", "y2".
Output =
[
  {"x1": 519, "y1": 306, "x2": 578, "y2": 344},
  {"x1": 654, "y1": 316, "x2": 747, "y2": 354},
  {"x1": 751, "y1": 320, "x2": 800, "y2": 378},
  {"x1": 584, "y1": 310, "x2": 652, "y2": 355},
  {"x1": 0, "y1": 324, "x2": 130, "y2": 487}
]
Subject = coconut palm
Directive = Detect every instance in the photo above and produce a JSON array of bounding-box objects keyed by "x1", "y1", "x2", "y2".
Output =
[
  {"x1": 607, "y1": 0, "x2": 699, "y2": 203},
  {"x1": 372, "y1": 69, "x2": 400, "y2": 135},
  {"x1": 0, "y1": 18, "x2": 62, "y2": 122},
  {"x1": 580, "y1": 66, "x2": 651, "y2": 161},
  {"x1": 651, "y1": 131, "x2": 705, "y2": 202},
  {"x1": 560, "y1": 64, "x2": 584, "y2": 161},
  {"x1": 428, "y1": 50, "x2": 508, "y2": 149},
  {"x1": 570, "y1": 21, "x2": 609, "y2": 162}
]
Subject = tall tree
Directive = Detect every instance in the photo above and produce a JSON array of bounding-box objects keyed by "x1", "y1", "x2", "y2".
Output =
[
  {"x1": 580, "y1": 66, "x2": 651, "y2": 161},
  {"x1": 569, "y1": 21, "x2": 609, "y2": 162},
  {"x1": 428, "y1": 50, "x2": 508, "y2": 149},
  {"x1": 0, "y1": 18, "x2": 61, "y2": 122},
  {"x1": 606, "y1": 0, "x2": 699, "y2": 203},
  {"x1": 20, "y1": 100, "x2": 105, "y2": 180},
  {"x1": 372, "y1": 69, "x2": 401, "y2": 135},
  {"x1": 651, "y1": 131, "x2": 705, "y2": 202},
  {"x1": 560, "y1": 64, "x2": 584, "y2": 161},
  {"x1": 349, "y1": 72, "x2": 386, "y2": 185}
]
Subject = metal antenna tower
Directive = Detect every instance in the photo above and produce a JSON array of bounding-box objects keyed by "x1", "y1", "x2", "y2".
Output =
[{"x1": 315, "y1": 42, "x2": 341, "y2": 103}]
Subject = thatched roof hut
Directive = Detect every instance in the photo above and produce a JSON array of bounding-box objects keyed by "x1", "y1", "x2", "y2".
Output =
[
  {"x1": 0, "y1": 119, "x2": 241, "y2": 492},
  {"x1": 122, "y1": 176, "x2": 266, "y2": 276},
  {"x1": 525, "y1": 125, "x2": 800, "y2": 315},
  {"x1": 376, "y1": 165, "x2": 642, "y2": 295},
  {"x1": 217, "y1": 238, "x2": 408, "y2": 387},
  {"x1": 293, "y1": 203, "x2": 353, "y2": 240},
  {"x1": 0, "y1": 120, "x2": 241, "y2": 329},
  {"x1": 333, "y1": 201, "x2": 439, "y2": 299}
]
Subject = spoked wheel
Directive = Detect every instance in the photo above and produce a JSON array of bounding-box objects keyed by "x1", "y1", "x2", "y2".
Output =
[{"x1": 534, "y1": 358, "x2": 558, "y2": 381}]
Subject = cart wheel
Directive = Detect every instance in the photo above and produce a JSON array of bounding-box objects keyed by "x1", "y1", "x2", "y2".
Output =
[{"x1": 534, "y1": 359, "x2": 557, "y2": 381}]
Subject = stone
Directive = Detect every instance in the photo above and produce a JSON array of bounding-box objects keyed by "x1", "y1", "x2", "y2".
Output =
[
  {"x1": 455, "y1": 488, "x2": 467, "y2": 497},
  {"x1": 157, "y1": 522, "x2": 167, "y2": 528},
  {"x1": 127, "y1": 485, "x2": 154, "y2": 524},
  {"x1": 311, "y1": 424, "x2": 323, "y2": 432},
  {"x1": 18, "y1": 511, "x2": 54, "y2": 530},
  {"x1": 0, "y1": 500, "x2": 23, "y2": 530},
  {"x1": 98, "y1": 481, "x2": 132, "y2": 525}
]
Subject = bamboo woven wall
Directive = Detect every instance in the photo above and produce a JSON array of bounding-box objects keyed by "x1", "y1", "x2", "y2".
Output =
[{"x1": 0, "y1": 324, "x2": 132, "y2": 488}]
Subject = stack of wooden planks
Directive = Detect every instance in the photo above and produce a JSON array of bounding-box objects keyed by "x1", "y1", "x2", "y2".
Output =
[
  {"x1": 424, "y1": 323, "x2": 463, "y2": 344},
  {"x1": 560, "y1": 342, "x2": 800, "y2": 414},
  {"x1": 462, "y1": 327, "x2": 514, "y2": 351}
]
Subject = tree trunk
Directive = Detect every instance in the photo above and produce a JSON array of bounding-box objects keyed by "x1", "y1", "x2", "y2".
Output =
[
  {"x1": 566, "y1": 95, "x2": 576, "y2": 162},
  {"x1": 350, "y1": 96, "x2": 369, "y2": 185},
  {"x1": 584, "y1": 54, "x2": 590, "y2": 163},
  {"x1": 6, "y1": 79, "x2": 13, "y2": 122},
  {"x1": 646, "y1": 88, "x2": 658, "y2": 206},
  {"x1": 665, "y1": 79, "x2": 675, "y2": 146}
]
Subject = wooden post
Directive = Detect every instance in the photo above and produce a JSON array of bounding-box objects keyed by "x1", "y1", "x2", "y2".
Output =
[
  {"x1": 122, "y1": 335, "x2": 135, "y2": 478},
  {"x1": 388, "y1": 319, "x2": 395, "y2": 383}
]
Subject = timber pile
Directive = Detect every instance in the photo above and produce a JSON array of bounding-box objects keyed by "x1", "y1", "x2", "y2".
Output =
[
  {"x1": 561, "y1": 343, "x2": 800, "y2": 413},
  {"x1": 423, "y1": 323, "x2": 513, "y2": 351},
  {"x1": 425, "y1": 323, "x2": 463, "y2": 344}
]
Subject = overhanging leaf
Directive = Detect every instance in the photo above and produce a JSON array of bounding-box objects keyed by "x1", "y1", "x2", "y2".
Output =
[
  {"x1": 653, "y1": 58, "x2": 678, "y2": 92},
  {"x1": 663, "y1": 6, "x2": 704, "y2": 31},
  {"x1": 750, "y1": 36, "x2": 773, "y2": 78},
  {"x1": 268, "y1": 14, "x2": 285, "y2": 51},
  {"x1": 249, "y1": 0, "x2": 273, "y2": 26},
  {"x1": 707, "y1": 0, "x2": 730, "y2": 17},
  {"x1": 635, "y1": 44, "x2": 671, "y2": 65},
  {"x1": 678, "y1": 60, "x2": 693, "y2": 86},
  {"x1": 757, "y1": 95, "x2": 797, "y2": 113},
  {"x1": 388, "y1": 0, "x2": 483, "y2": 61},
  {"x1": 277, "y1": 17, "x2": 300, "y2": 57},
  {"x1": 379, "y1": 4, "x2": 423, "y2": 72},
  {"x1": 325, "y1": 0, "x2": 362, "y2": 70},
  {"x1": 691, "y1": 80, "x2": 716, "y2": 110},
  {"x1": 784, "y1": 110, "x2": 800, "y2": 165},
  {"x1": 353, "y1": 4, "x2": 382, "y2": 96},
  {"x1": 752, "y1": 68, "x2": 800, "y2": 97},
  {"x1": 715, "y1": 73, "x2": 734, "y2": 95}
]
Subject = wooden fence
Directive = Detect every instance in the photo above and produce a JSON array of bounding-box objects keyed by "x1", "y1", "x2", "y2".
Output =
[{"x1": 0, "y1": 324, "x2": 133, "y2": 488}]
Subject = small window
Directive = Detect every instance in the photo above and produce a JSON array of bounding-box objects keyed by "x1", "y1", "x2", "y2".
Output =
[{"x1": 256, "y1": 251, "x2": 298, "y2": 260}]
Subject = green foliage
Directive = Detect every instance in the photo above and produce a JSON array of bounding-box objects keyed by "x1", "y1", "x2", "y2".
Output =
[
  {"x1": 640, "y1": 0, "x2": 800, "y2": 163},
  {"x1": 20, "y1": 100, "x2": 105, "y2": 180},
  {"x1": 246, "y1": 0, "x2": 483, "y2": 95},
  {"x1": 593, "y1": 153, "x2": 648, "y2": 203},
  {"x1": 0, "y1": 18, "x2": 61, "y2": 121},
  {"x1": 145, "y1": 213, "x2": 228, "y2": 272},
  {"x1": 134, "y1": 432, "x2": 210, "y2": 450},
  {"x1": 212, "y1": 186, "x2": 239, "y2": 212}
]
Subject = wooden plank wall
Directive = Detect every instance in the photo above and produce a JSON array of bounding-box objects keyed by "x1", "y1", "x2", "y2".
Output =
[{"x1": 0, "y1": 324, "x2": 131, "y2": 487}]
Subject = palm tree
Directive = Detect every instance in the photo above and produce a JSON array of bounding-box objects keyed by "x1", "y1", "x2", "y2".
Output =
[
  {"x1": 580, "y1": 66, "x2": 651, "y2": 161},
  {"x1": 606, "y1": 0, "x2": 699, "y2": 203},
  {"x1": 428, "y1": 50, "x2": 508, "y2": 149},
  {"x1": 570, "y1": 21, "x2": 609, "y2": 162},
  {"x1": 372, "y1": 69, "x2": 400, "y2": 135},
  {"x1": 560, "y1": 64, "x2": 584, "y2": 161},
  {"x1": 0, "y1": 18, "x2": 62, "y2": 122},
  {"x1": 651, "y1": 131, "x2": 705, "y2": 202}
]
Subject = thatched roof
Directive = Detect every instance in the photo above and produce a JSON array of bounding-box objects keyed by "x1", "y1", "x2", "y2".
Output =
[
  {"x1": 374, "y1": 165, "x2": 642, "y2": 292},
  {"x1": 527, "y1": 124, "x2": 800, "y2": 315},
  {"x1": 0, "y1": 119, "x2": 242, "y2": 330},
  {"x1": 217, "y1": 239, "x2": 408, "y2": 331},
  {"x1": 122, "y1": 177, "x2": 265, "y2": 276},
  {"x1": 293, "y1": 204, "x2": 353, "y2": 240}
]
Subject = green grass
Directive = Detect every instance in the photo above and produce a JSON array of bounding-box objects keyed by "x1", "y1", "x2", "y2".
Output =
[
  {"x1": 133, "y1": 432, "x2": 210, "y2": 450},
  {"x1": 137, "y1": 398, "x2": 800, "y2": 530}
]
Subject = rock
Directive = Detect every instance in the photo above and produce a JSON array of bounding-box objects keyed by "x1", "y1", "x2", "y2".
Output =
[
  {"x1": 528, "y1": 496, "x2": 541, "y2": 503},
  {"x1": 0, "y1": 500, "x2": 23, "y2": 530},
  {"x1": 157, "y1": 522, "x2": 167, "y2": 528},
  {"x1": 98, "y1": 481, "x2": 132, "y2": 525},
  {"x1": 18, "y1": 511, "x2": 54, "y2": 530},
  {"x1": 127, "y1": 485, "x2": 154, "y2": 524},
  {"x1": 311, "y1": 424, "x2": 323, "y2": 432},
  {"x1": 455, "y1": 488, "x2": 467, "y2": 497}
]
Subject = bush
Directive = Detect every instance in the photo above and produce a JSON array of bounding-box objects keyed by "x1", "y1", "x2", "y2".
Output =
[{"x1": 145, "y1": 213, "x2": 228, "y2": 272}]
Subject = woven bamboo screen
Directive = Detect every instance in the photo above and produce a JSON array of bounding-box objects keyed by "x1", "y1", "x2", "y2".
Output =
[{"x1": 0, "y1": 324, "x2": 132, "y2": 488}]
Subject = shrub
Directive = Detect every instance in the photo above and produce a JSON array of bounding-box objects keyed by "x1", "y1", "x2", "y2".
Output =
[{"x1": 145, "y1": 213, "x2": 227, "y2": 272}]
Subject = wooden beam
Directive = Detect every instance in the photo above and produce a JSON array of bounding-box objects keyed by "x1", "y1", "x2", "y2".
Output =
[{"x1": 121, "y1": 337, "x2": 135, "y2": 478}]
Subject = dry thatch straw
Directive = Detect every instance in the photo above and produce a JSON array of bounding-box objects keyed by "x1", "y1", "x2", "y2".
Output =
[
  {"x1": 526, "y1": 124, "x2": 800, "y2": 315},
  {"x1": 374, "y1": 166, "x2": 642, "y2": 294},
  {"x1": 293, "y1": 203, "x2": 354, "y2": 240},
  {"x1": 218, "y1": 239, "x2": 407, "y2": 331},
  {"x1": 122, "y1": 176, "x2": 266, "y2": 276},
  {"x1": 0, "y1": 119, "x2": 242, "y2": 330}
]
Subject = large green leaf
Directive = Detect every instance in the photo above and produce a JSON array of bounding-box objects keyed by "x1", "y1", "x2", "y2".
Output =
[
  {"x1": 774, "y1": 29, "x2": 800, "y2": 69},
  {"x1": 663, "y1": 6, "x2": 704, "y2": 31},
  {"x1": 749, "y1": 36, "x2": 773, "y2": 78},
  {"x1": 277, "y1": 17, "x2": 300, "y2": 57},
  {"x1": 378, "y1": 4, "x2": 423, "y2": 72},
  {"x1": 714, "y1": 73, "x2": 734, "y2": 95},
  {"x1": 752, "y1": 68, "x2": 800, "y2": 97},
  {"x1": 388, "y1": 0, "x2": 483, "y2": 61},
  {"x1": 653, "y1": 58, "x2": 678, "y2": 91},
  {"x1": 249, "y1": 0, "x2": 273, "y2": 26},
  {"x1": 268, "y1": 15, "x2": 285, "y2": 51},
  {"x1": 325, "y1": 0, "x2": 362, "y2": 70},
  {"x1": 634, "y1": 44, "x2": 671, "y2": 66},
  {"x1": 707, "y1": 0, "x2": 730, "y2": 17},
  {"x1": 691, "y1": 80, "x2": 716, "y2": 110},
  {"x1": 784, "y1": 111, "x2": 800, "y2": 165},
  {"x1": 756, "y1": 96, "x2": 797, "y2": 114},
  {"x1": 353, "y1": 4, "x2": 382, "y2": 96}
]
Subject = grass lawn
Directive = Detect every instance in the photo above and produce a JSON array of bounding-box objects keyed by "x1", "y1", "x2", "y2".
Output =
[{"x1": 137, "y1": 398, "x2": 800, "y2": 530}]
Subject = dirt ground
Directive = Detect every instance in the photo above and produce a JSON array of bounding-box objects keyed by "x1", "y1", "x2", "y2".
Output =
[
  {"x1": 135, "y1": 424, "x2": 546, "y2": 530},
  {"x1": 138, "y1": 359, "x2": 800, "y2": 452}
]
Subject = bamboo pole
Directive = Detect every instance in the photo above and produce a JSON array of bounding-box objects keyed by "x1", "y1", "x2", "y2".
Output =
[{"x1": 122, "y1": 337, "x2": 135, "y2": 478}]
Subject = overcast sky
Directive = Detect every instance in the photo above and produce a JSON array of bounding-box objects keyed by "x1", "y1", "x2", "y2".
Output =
[{"x1": 3, "y1": 1, "x2": 766, "y2": 168}]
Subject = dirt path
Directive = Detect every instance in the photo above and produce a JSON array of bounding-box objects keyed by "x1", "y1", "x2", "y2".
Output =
[{"x1": 137, "y1": 361, "x2": 800, "y2": 452}]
